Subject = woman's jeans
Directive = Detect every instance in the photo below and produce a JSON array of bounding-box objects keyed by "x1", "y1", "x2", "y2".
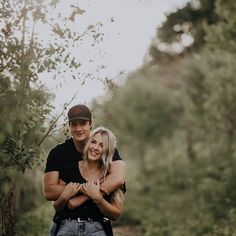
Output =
[{"x1": 49, "y1": 219, "x2": 107, "y2": 236}]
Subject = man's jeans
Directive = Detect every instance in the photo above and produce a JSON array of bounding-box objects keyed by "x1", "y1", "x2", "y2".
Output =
[
  {"x1": 49, "y1": 221, "x2": 57, "y2": 236},
  {"x1": 49, "y1": 219, "x2": 107, "y2": 236}
]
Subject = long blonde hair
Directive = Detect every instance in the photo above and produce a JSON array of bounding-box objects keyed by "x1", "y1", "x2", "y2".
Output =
[
  {"x1": 83, "y1": 127, "x2": 124, "y2": 203},
  {"x1": 83, "y1": 127, "x2": 117, "y2": 180}
]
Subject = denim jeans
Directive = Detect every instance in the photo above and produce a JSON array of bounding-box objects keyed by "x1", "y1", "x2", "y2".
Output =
[
  {"x1": 55, "y1": 219, "x2": 107, "y2": 236},
  {"x1": 49, "y1": 221, "x2": 57, "y2": 236}
]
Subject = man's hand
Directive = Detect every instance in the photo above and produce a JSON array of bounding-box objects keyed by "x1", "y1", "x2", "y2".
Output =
[{"x1": 53, "y1": 182, "x2": 81, "y2": 211}]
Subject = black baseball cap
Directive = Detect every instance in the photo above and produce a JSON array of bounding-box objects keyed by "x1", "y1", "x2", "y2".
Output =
[{"x1": 68, "y1": 104, "x2": 92, "y2": 122}]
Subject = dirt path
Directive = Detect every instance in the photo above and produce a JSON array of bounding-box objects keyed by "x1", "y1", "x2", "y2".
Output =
[{"x1": 113, "y1": 225, "x2": 138, "y2": 236}]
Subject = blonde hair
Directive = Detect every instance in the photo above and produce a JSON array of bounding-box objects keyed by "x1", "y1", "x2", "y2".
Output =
[
  {"x1": 83, "y1": 127, "x2": 124, "y2": 203},
  {"x1": 83, "y1": 127, "x2": 117, "y2": 180},
  {"x1": 112, "y1": 188, "x2": 124, "y2": 204}
]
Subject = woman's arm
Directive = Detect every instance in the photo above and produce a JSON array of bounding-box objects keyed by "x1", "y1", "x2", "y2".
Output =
[
  {"x1": 53, "y1": 182, "x2": 81, "y2": 211},
  {"x1": 68, "y1": 160, "x2": 126, "y2": 209},
  {"x1": 67, "y1": 195, "x2": 89, "y2": 209},
  {"x1": 83, "y1": 180, "x2": 123, "y2": 220}
]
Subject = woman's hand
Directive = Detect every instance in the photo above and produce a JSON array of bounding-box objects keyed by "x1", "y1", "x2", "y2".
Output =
[
  {"x1": 83, "y1": 180, "x2": 103, "y2": 204},
  {"x1": 61, "y1": 182, "x2": 81, "y2": 201}
]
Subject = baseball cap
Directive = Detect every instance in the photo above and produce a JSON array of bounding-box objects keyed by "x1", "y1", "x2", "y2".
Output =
[{"x1": 68, "y1": 104, "x2": 92, "y2": 122}]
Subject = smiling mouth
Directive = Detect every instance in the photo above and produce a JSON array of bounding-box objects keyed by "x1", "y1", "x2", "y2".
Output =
[
  {"x1": 75, "y1": 133, "x2": 83, "y2": 136},
  {"x1": 90, "y1": 150, "x2": 99, "y2": 156}
]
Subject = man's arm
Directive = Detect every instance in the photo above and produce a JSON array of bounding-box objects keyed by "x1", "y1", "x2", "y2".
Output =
[
  {"x1": 67, "y1": 160, "x2": 126, "y2": 209},
  {"x1": 53, "y1": 182, "x2": 81, "y2": 211},
  {"x1": 43, "y1": 171, "x2": 65, "y2": 201},
  {"x1": 101, "y1": 160, "x2": 126, "y2": 194}
]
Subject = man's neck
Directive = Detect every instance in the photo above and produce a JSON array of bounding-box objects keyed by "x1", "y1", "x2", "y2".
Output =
[{"x1": 73, "y1": 138, "x2": 86, "y2": 153}]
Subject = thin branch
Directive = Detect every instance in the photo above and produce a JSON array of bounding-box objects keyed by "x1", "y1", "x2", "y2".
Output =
[
  {"x1": 37, "y1": 89, "x2": 79, "y2": 147},
  {"x1": 0, "y1": 57, "x2": 14, "y2": 73}
]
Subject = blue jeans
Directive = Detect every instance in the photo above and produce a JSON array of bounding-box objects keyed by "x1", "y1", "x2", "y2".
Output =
[
  {"x1": 49, "y1": 221, "x2": 57, "y2": 236},
  {"x1": 55, "y1": 219, "x2": 107, "y2": 236}
]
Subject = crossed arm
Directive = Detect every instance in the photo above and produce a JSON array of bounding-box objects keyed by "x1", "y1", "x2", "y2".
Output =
[
  {"x1": 53, "y1": 180, "x2": 123, "y2": 220},
  {"x1": 52, "y1": 181, "x2": 81, "y2": 211},
  {"x1": 83, "y1": 180, "x2": 123, "y2": 220},
  {"x1": 43, "y1": 160, "x2": 126, "y2": 205}
]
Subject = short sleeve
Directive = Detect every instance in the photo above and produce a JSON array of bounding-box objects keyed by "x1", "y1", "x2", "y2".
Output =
[
  {"x1": 112, "y1": 148, "x2": 123, "y2": 161},
  {"x1": 44, "y1": 147, "x2": 61, "y2": 173},
  {"x1": 121, "y1": 182, "x2": 127, "y2": 193}
]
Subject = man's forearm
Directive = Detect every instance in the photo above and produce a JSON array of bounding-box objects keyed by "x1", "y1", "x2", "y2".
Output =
[
  {"x1": 101, "y1": 160, "x2": 125, "y2": 194},
  {"x1": 101, "y1": 175, "x2": 124, "y2": 194},
  {"x1": 43, "y1": 171, "x2": 65, "y2": 201},
  {"x1": 53, "y1": 192, "x2": 68, "y2": 211},
  {"x1": 44, "y1": 184, "x2": 65, "y2": 201}
]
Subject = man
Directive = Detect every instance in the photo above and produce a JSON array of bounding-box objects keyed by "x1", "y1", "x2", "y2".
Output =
[{"x1": 43, "y1": 104, "x2": 125, "y2": 234}]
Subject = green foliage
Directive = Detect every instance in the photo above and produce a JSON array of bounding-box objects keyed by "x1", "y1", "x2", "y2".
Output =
[
  {"x1": 149, "y1": 0, "x2": 219, "y2": 64},
  {"x1": 159, "y1": 0, "x2": 218, "y2": 47},
  {"x1": 205, "y1": 0, "x2": 236, "y2": 52},
  {"x1": 13, "y1": 168, "x2": 55, "y2": 235},
  {"x1": 94, "y1": 73, "x2": 182, "y2": 148},
  {"x1": 91, "y1": 0, "x2": 236, "y2": 235},
  {"x1": 15, "y1": 200, "x2": 54, "y2": 236},
  {"x1": 0, "y1": 0, "x2": 90, "y2": 234},
  {"x1": 2, "y1": 0, "x2": 236, "y2": 235}
]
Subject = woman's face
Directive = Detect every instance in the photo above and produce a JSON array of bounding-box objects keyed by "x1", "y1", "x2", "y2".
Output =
[{"x1": 87, "y1": 133, "x2": 104, "y2": 161}]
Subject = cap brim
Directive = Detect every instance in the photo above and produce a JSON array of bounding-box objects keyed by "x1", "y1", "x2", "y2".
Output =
[{"x1": 69, "y1": 117, "x2": 90, "y2": 121}]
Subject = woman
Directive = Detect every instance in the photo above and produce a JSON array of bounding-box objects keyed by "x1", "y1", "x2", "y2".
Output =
[{"x1": 52, "y1": 127, "x2": 124, "y2": 236}]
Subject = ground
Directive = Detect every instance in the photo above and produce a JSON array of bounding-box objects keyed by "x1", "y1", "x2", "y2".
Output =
[{"x1": 113, "y1": 225, "x2": 138, "y2": 236}]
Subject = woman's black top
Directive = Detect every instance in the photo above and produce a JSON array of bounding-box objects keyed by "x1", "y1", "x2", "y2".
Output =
[{"x1": 53, "y1": 161, "x2": 112, "y2": 221}]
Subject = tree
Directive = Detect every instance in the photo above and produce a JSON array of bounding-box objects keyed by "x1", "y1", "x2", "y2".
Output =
[
  {"x1": 91, "y1": 0, "x2": 236, "y2": 234},
  {"x1": 149, "y1": 0, "x2": 219, "y2": 64},
  {"x1": 0, "y1": 0, "x2": 102, "y2": 234},
  {"x1": 93, "y1": 69, "x2": 182, "y2": 175}
]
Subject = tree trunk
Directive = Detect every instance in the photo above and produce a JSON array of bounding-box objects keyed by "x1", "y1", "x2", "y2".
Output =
[
  {"x1": 1, "y1": 179, "x2": 18, "y2": 236},
  {"x1": 186, "y1": 128, "x2": 196, "y2": 162}
]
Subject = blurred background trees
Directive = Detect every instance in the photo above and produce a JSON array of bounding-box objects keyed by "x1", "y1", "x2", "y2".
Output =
[
  {"x1": 1, "y1": 0, "x2": 236, "y2": 235},
  {"x1": 0, "y1": 0, "x2": 98, "y2": 235},
  {"x1": 93, "y1": 0, "x2": 236, "y2": 235}
]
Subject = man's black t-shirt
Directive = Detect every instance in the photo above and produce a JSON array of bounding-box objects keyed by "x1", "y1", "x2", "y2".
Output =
[
  {"x1": 44, "y1": 138, "x2": 122, "y2": 173},
  {"x1": 54, "y1": 161, "x2": 112, "y2": 220}
]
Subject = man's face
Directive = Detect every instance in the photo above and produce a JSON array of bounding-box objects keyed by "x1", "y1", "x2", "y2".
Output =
[{"x1": 69, "y1": 120, "x2": 92, "y2": 143}]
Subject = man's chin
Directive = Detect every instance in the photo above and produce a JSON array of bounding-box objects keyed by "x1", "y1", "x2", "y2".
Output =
[{"x1": 73, "y1": 136, "x2": 86, "y2": 142}]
